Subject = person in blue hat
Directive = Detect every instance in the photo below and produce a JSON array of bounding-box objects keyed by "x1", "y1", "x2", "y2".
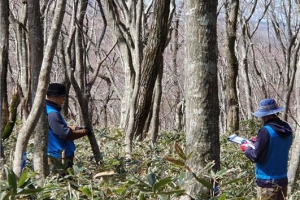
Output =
[
  {"x1": 240, "y1": 98, "x2": 293, "y2": 200},
  {"x1": 46, "y1": 83, "x2": 92, "y2": 174}
]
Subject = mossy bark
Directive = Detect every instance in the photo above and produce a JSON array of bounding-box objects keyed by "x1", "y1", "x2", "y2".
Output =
[{"x1": 2, "y1": 92, "x2": 20, "y2": 140}]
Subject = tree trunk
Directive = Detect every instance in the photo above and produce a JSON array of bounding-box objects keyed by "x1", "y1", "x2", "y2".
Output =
[
  {"x1": 124, "y1": 0, "x2": 171, "y2": 156},
  {"x1": 27, "y1": 0, "x2": 48, "y2": 180},
  {"x1": 0, "y1": 0, "x2": 9, "y2": 169},
  {"x1": 149, "y1": 60, "x2": 163, "y2": 142},
  {"x1": 225, "y1": 0, "x2": 239, "y2": 133},
  {"x1": 287, "y1": 0, "x2": 300, "y2": 195},
  {"x1": 287, "y1": 60, "x2": 300, "y2": 195},
  {"x1": 65, "y1": 0, "x2": 103, "y2": 164},
  {"x1": 182, "y1": 0, "x2": 220, "y2": 198},
  {"x1": 13, "y1": 0, "x2": 67, "y2": 177}
]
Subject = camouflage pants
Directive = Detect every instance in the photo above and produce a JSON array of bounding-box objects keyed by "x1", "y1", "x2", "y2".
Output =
[{"x1": 257, "y1": 186, "x2": 287, "y2": 200}]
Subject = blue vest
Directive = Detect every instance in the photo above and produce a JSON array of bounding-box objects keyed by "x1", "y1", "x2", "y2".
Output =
[
  {"x1": 46, "y1": 104, "x2": 76, "y2": 158},
  {"x1": 255, "y1": 125, "x2": 292, "y2": 179}
]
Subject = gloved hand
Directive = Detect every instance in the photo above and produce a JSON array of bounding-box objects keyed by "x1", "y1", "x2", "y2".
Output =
[
  {"x1": 84, "y1": 127, "x2": 93, "y2": 136},
  {"x1": 249, "y1": 136, "x2": 257, "y2": 143},
  {"x1": 240, "y1": 141, "x2": 250, "y2": 152}
]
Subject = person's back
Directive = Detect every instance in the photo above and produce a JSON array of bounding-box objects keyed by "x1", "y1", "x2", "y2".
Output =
[{"x1": 240, "y1": 98, "x2": 293, "y2": 200}]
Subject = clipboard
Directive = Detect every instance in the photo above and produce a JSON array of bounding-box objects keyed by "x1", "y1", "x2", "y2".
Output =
[{"x1": 228, "y1": 134, "x2": 255, "y2": 149}]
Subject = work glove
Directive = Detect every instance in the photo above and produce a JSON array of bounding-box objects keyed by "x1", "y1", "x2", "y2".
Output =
[
  {"x1": 249, "y1": 136, "x2": 257, "y2": 143},
  {"x1": 84, "y1": 127, "x2": 93, "y2": 136},
  {"x1": 240, "y1": 141, "x2": 250, "y2": 152}
]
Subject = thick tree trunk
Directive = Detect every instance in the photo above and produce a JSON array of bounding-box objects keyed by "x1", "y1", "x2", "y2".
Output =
[
  {"x1": 124, "y1": 0, "x2": 171, "y2": 156},
  {"x1": 27, "y1": 0, "x2": 49, "y2": 180},
  {"x1": 287, "y1": 62, "x2": 300, "y2": 194},
  {"x1": 287, "y1": 1, "x2": 300, "y2": 194},
  {"x1": 13, "y1": 0, "x2": 67, "y2": 177},
  {"x1": 0, "y1": 0, "x2": 9, "y2": 169},
  {"x1": 182, "y1": 0, "x2": 220, "y2": 198},
  {"x1": 149, "y1": 60, "x2": 163, "y2": 142},
  {"x1": 225, "y1": 0, "x2": 239, "y2": 133}
]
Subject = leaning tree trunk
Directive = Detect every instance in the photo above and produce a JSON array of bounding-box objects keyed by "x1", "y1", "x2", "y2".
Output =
[
  {"x1": 13, "y1": 0, "x2": 67, "y2": 177},
  {"x1": 0, "y1": 0, "x2": 9, "y2": 170},
  {"x1": 65, "y1": 0, "x2": 103, "y2": 164},
  {"x1": 124, "y1": 0, "x2": 171, "y2": 156},
  {"x1": 27, "y1": 0, "x2": 49, "y2": 180},
  {"x1": 181, "y1": 0, "x2": 220, "y2": 199},
  {"x1": 225, "y1": 0, "x2": 239, "y2": 133}
]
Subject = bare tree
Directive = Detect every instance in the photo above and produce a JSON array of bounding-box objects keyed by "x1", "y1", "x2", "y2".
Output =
[
  {"x1": 0, "y1": 0, "x2": 9, "y2": 170},
  {"x1": 287, "y1": 0, "x2": 300, "y2": 195},
  {"x1": 181, "y1": 0, "x2": 220, "y2": 199},
  {"x1": 268, "y1": 0, "x2": 300, "y2": 120},
  {"x1": 26, "y1": 0, "x2": 49, "y2": 179},
  {"x1": 224, "y1": 0, "x2": 239, "y2": 133},
  {"x1": 64, "y1": 0, "x2": 103, "y2": 164},
  {"x1": 13, "y1": 0, "x2": 67, "y2": 177}
]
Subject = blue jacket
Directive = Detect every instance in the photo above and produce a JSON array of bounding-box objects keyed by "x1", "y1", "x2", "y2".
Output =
[
  {"x1": 245, "y1": 117, "x2": 293, "y2": 187},
  {"x1": 46, "y1": 100, "x2": 76, "y2": 158}
]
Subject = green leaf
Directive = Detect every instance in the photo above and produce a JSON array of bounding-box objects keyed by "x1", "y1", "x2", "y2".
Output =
[
  {"x1": 139, "y1": 193, "x2": 145, "y2": 200},
  {"x1": 16, "y1": 187, "x2": 44, "y2": 195},
  {"x1": 164, "y1": 157, "x2": 185, "y2": 166},
  {"x1": 186, "y1": 151, "x2": 194, "y2": 160},
  {"x1": 79, "y1": 186, "x2": 92, "y2": 196},
  {"x1": 1, "y1": 189, "x2": 12, "y2": 200},
  {"x1": 221, "y1": 177, "x2": 243, "y2": 186},
  {"x1": 148, "y1": 173, "x2": 156, "y2": 187},
  {"x1": 153, "y1": 177, "x2": 173, "y2": 191},
  {"x1": 112, "y1": 187, "x2": 126, "y2": 195},
  {"x1": 17, "y1": 169, "x2": 28, "y2": 188},
  {"x1": 217, "y1": 193, "x2": 226, "y2": 200},
  {"x1": 69, "y1": 180, "x2": 80, "y2": 191},
  {"x1": 6, "y1": 168, "x2": 17, "y2": 194},
  {"x1": 192, "y1": 173, "x2": 213, "y2": 190},
  {"x1": 174, "y1": 143, "x2": 186, "y2": 160}
]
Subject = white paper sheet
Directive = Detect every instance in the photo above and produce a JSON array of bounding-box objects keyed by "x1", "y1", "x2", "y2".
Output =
[{"x1": 228, "y1": 134, "x2": 255, "y2": 149}]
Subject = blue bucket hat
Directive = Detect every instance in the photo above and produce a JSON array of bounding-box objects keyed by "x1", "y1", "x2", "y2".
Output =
[{"x1": 252, "y1": 98, "x2": 285, "y2": 118}]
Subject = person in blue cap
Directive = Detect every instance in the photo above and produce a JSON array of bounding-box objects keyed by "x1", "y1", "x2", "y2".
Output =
[
  {"x1": 240, "y1": 98, "x2": 293, "y2": 200},
  {"x1": 46, "y1": 83, "x2": 92, "y2": 174}
]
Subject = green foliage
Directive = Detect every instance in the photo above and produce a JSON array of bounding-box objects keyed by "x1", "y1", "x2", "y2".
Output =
[
  {"x1": 0, "y1": 127, "x2": 277, "y2": 199},
  {"x1": 0, "y1": 168, "x2": 44, "y2": 200}
]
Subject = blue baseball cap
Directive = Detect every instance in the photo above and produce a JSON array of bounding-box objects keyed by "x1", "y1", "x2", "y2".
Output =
[{"x1": 252, "y1": 98, "x2": 285, "y2": 118}]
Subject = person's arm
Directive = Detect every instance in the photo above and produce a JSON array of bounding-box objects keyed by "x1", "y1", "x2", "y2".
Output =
[
  {"x1": 48, "y1": 112, "x2": 70, "y2": 138},
  {"x1": 65, "y1": 127, "x2": 91, "y2": 140},
  {"x1": 48, "y1": 112, "x2": 91, "y2": 140},
  {"x1": 244, "y1": 127, "x2": 269, "y2": 163}
]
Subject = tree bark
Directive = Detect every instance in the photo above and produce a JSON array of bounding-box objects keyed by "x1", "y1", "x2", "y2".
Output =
[
  {"x1": 287, "y1": 0, "x2": 300, "y2": 195},
  {"x1": 124, "y1": 0, "x2": 171, "y2": 156},
  {"x1": 13, "y1": 0, "x2": 67, "y2": 177},
  {"x1": 182, "y1": 0, "x2": 220, "y2": 198},
  {"x1": 287, "y1": 60, "x2": 300, "y2": 195},
  {"x1": 0, "y1": 0, "x2": 9, "y2": 169},
  {"x1": 149, "y1": 60, "x2": 163, "y2": 142},
  {"x1": 225, "y1": 0, "x2": 239, "y2": 133},
  {"x1": 65, "y1": 0, "x2": 103, "y2": 164},
  {"x1": 27, "y1": 0, "x2": 49, "y2": 180}
]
